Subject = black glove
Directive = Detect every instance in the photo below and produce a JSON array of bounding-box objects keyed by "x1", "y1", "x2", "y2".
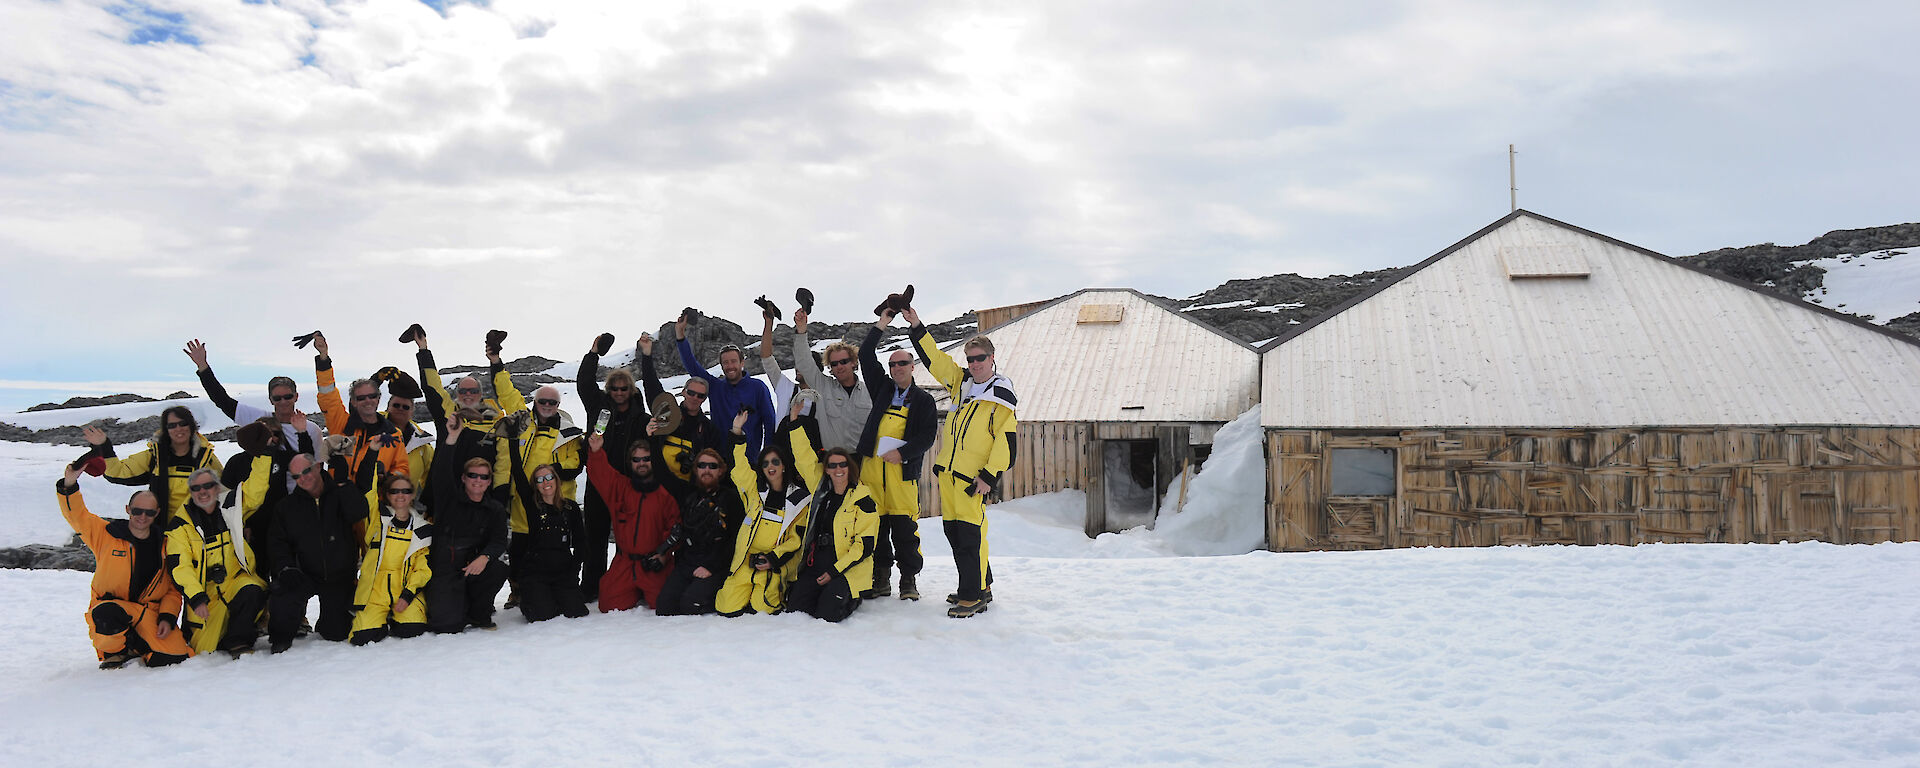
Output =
[
  {"x1": 593, "y1": 333, "x2": 616, "y2": 356},
  {"x1": 641, "y1": 555, "x2": 665, "y2": 573},
  {"x1": 291, "y1": 331, "x2": 319, "y2": 349}
]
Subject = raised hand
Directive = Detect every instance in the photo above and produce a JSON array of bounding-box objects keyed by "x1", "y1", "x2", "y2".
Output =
[
  {"x1": 588, "y1": 433, "x2": 605, "y2": 453},
  {"x1": 183, "y1": 339, "x2": 210, "y2": 371},
  {"x1": 637, "y1": 333, "x2": 654, "y2": 357},
  {"x1": 312, "y1": 331, "x2": 329, "y2": 360},
  {"x1": 289, "y1": 409, "x2": 309, "y2": 433},
  {"x1": 732, "y1": 408, "x2": 751, "y2": 434},
  {"x1": 790, "y1": 397, "x2": 804, "y2": 420},
  {"x1": 674, "y1": 313, "x2": 688, "y2": 340},
  {"x1": 877, "y1": 308, "x2": 897, "y2": 328},
  {"x1": 792, "y1": 308, "x2": 809, "y2": 330},
  {"x1": 903, "y1": 307, "x2": 922, "y2": 327},
  {"x1": 81, "y1": 425, "x2": 108, "y2": 446},
  {"x1": 63, "y1": 462, "x2": 81, "y2": 488}
]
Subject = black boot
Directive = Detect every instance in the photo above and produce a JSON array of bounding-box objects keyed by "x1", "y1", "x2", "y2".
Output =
[
  {"x1": 898, "y1": 574, "x2": 920, "y2": 601},
  {"x1": 871, "y1": 571, "x2": 891, "y2": 598}
]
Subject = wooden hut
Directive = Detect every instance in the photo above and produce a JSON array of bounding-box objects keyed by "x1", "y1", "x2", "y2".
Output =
[
  {"x1": 1260, "y1": 210, "x2": 1920, "y2": 551},
  {"x1": 912, "y1": 288, "x2": 1261, "y2": 534}
]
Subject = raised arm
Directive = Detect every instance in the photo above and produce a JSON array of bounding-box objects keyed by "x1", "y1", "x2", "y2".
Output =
[
  {"x1": 860, "y1": 322, "x2": 891, "y2": 401},
  {"x1": 677, "y1": 336, "x2": 718, "y2": 387},
  {"x1": 55, "y1": 472, "x2": 110, "y2": 552},
  {"x1": 313, "y1": 332, "x2": 348, "y2": 435},
  {"x1": 637, "y1": 334, "x2": 666, "y2": 405},
  {"x1": 186, "y1": 339, "x2": 245, "y2": 420},
  {"x1": 911, "y1": 322, "x2": 964, "y2": 397},
  {"x1": 791, "y1": 308, "x2": 825, "y2": 390}
]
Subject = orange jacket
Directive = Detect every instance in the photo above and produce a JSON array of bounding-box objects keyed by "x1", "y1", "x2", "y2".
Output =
[
  {"x1": 57, "y1": 482, "x2": 185, "y2": 617},
  {"x1": 316, "y1": 359, "x2": 411, "y2": 485}
]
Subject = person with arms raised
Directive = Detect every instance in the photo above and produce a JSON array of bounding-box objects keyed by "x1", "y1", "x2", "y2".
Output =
[
  {"x1": 55, "y1": 463, "x2": 192, "y2": 668},
  {"x1": 715, "y1": 408, "x2": 809, "y2": 617},
  {"x1": 637, "y1": 332, "x2": 727, "y2": 482},
  {"x1": 423, "y1": 414, "x2": 511, "y2": 633},
  {"x1": 82, "y1": 407, "x2": 221, "y2": 527},
  {"x1": 584, "y1": 430, "x2": 681, "y2": 612},
  {"x1": 675, "y1": 308, "x2": 777, "y2": 456},
  {"x1": 857, "y1": 308, "x2": 939, "y2": 600}
]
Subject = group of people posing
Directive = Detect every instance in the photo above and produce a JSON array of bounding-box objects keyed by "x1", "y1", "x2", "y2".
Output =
[{"x1": 56, "y1": 288, "x2": 1019, "y2": 669}]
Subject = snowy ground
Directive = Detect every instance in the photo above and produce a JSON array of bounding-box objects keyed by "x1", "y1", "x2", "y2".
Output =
[{"x1": 1802, "y1": 245, "x2": 1920, "y2": 322}]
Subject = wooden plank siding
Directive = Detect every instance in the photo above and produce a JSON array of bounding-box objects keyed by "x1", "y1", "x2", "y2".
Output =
[
  {"x1": 1266, "y1": 426, "x2": 1920, "y2": 551},
  {"x1": 914, "y1": 421, "x2": 1097, "y2": 519}
]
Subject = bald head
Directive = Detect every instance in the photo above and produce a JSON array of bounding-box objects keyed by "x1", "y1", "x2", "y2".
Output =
[
  {"x1": 534, "y1": 386, "x2": 561, "y2": 420},
  {"x1": 455, "y1": 375, "x2": 484, "y2": 409},
  {"x1": 888, "y1": 350, "x2": 916, "y2": 388}
]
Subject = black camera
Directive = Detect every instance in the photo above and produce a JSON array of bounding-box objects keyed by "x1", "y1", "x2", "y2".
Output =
[
  {"x1": 749, "y1": 553, "x2": 771, "y2": 569},
  {"x1": 206, "y1": 562, "x2": 227, "y2": 585}
]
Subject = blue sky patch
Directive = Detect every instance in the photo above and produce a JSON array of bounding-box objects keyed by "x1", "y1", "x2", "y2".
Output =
[{"x1": 108, "y1": 2, "x2": 201, "y2": 47}]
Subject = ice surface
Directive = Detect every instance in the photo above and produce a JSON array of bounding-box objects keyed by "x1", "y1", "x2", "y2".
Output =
[{"x1": 1799, "y1": 246, "x2": 1920, "y2": 322}]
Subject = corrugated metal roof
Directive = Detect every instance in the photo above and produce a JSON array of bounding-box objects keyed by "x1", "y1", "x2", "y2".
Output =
[
  {"x1": 914, "y1": 289, "x2": 1260, "y2": 423},
  {"x1": 1261, "y1": 212, "x2": 1920, "y2": 428}
]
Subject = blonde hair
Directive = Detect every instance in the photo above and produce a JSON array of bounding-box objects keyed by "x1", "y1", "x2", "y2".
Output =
[{"x1": 964, "y1": 335, "x2": 995, "y2": 357}]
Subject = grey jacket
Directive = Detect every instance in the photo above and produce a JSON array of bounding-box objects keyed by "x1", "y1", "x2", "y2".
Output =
[{"x1": 793, "y1": 331, "x2": 873, "y2": 453}]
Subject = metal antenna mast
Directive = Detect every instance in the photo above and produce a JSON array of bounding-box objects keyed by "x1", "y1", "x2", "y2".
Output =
[{"x1": 1508, "y1": 144, "x2": 1518, "y2": 212}]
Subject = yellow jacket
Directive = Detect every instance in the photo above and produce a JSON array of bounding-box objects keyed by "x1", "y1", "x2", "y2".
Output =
[
  {"x1": 727, "y1": 439, "x2": 808, "y2": 574},
  {"x1": 494, "y1": 414, "x2": 584, "y2": 533},
  {"x1": 912, "y1": 331, "x2": 1019, "y2": 488},
  {"x1": 788, "y1": 425, "x2": 881, "y2": 594},
  {"x1": 418, "y1": 354, "x2": 520, "y2": 434},
  {"x1": 317, "y1": 363, "x2": 411, "y2": 484},
  {"x1": 354, "y1": 508, "x2": 432, "y2": 610},
  {"x1": 164, "y1": 501, "x2": 265, "y2": 652},
  {"x1": 102, "y1": 432, "x2": 223, "y2": 521}
]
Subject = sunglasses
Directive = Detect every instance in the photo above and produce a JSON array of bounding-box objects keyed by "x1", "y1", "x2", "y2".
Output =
[
  {"x1": 888, "y1": 360, "x2": 913, "y2": 369},
  {"x1": 763, "y1": 458, "x2": 783, "y2": 467},
  {"x1": 129, "y1": 506, "x2": 160, "y2": 518},
  {"x1": 533, "y1": 473, "x2": 558, "y2": 483},
  {"x1": 270, "y1": 393, "x2": 299, "y2": 403},
  {"x1": 607, "y1": 385, "x2": 632, "y2": 393},
  {"x1": 684, "y1": 390, "x2": 708, "y2": 400},
  {"x1": 353, "y1": 392, "x2": 381, "y2": 402},
  {"x1": 189, "y1": 481, "x2": 219, "y2": 493},
  {"x1": 695, "y1": 461, "x2": 722, "y2": 470},
  {"x1": 389, "y1": 402, "x2": 413, "y2": 411},
  {"x1": 165, "y1": 421, "x2": 191, "y2": 429},
  {"x1": 464, "y1": 472, "x2": 492, "y2": 481},
  {"x1": 388, "y1": 487, "x2": 415, "y2": 496},
  {"x1": 290, "y1": 465, "x2": 315, "y2": 478},
  {"x1": 966, "y1": 353, "x2": 990, "y2": 363},
  {"x1": 629, "y1": 455, "x2": 651, "y2": 464},
  {"x1": 828, "y1": 358, "x2": 855, "y2": 368},
  {"x1": 536, "y1": 398, "x2": 560, "y2": 407},
  {"x1": 824, "y1": 461, "x2": 850, "y2": 470},
  {"x1": 456, "y1": 387, "x2": 481, "y2": 396}
]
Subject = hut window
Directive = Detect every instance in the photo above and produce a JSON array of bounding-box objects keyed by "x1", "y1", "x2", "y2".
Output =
[
  {"x1": 1330, "y1": 448, "x2": 1396, "y2": 496},
  {"x1": 1077, "y1": 304, "x2": 1124, "y2": 324}
]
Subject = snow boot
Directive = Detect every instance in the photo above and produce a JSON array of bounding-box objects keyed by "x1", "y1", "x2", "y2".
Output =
[
  {"x1": 946, "y1": 587, "x2": 992, "y2": 605},
  {"x1": 947, "y1": 599, "x2": 988, "y2": 619},
  {"x1": 898, "y1": 574, "x2": 920, "y2": 601},
  {"x1": 269, "y1": 640, "x2": 292, "y2": 655},
  {"x1": 98, "y1": 651, "x2": 134, "y2": 670},
  {"x1": 871, "y1": 572, "x2": 892, "y2": 598}
]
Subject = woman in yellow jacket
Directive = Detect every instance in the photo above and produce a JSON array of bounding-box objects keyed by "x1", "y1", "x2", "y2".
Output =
[
  {"x1": 165, "y1": 468, "x2": 268, "y2": 655},
  {"x1": 716, "y1": 409, "x2": 810, "y2": 616},
  {"x1": 351, "y1": 473, "x2": 433, "y2": 645},
  {"x1": 83, "y1": 406, "x2": 223, "y2": 525},
  {"x1": 783, "y1": 417, "x2": 881, "y2": 622}
]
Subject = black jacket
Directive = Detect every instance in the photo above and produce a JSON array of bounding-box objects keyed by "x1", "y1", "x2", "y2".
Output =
[
  {"x1": 639, "y1": 352, "x2": 729, "y2": 471},
  {"x1": 855, "y1": 326, "x2": 938, "y2": 481},
  {"x1": 427, "y1": 434, "x2": 510, "y2": 567},
  {"x1": 268, "y1": 479, "x2": 366, "y2": 585},
  {"x1": 577, "y1": 351, "x2": 649, "y2": 473}
]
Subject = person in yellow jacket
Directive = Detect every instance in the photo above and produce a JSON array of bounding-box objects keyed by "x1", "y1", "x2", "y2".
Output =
[
  {"x1": 716, "y1": 409, "x2": 809, "y2": 616},
  {"x1": 165, "y1": 468, "x2": 268, "y2": 655},
  {"x1": 351, "y1": 473, "x2": 433, "y2": 645},
  {"x1": 905, "y1": 306, "x2": 1018, "y2": 618},
  {"x1": 82, "y1": 407, "x2": 222, "y2": 526},
  {"x1": 411, "y1": 325, "x2": 521, "y2": 436},
  {"x1": 310, "y1": 332, "x2": 410, "y2": 510},
  {"x1": 57, "y1": 463, "x2": 193, "y2": 668},
  {"x1": 782, "y1": 420, "x2": 881, "y2": 622},
  {"x1": 492, "y1": 385, "x2": 584, "y2": 536}
]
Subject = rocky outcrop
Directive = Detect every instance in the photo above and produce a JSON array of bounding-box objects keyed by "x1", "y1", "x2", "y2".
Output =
[{"x1": 0, "y1": 536, "x2": 95, "y2": 571}]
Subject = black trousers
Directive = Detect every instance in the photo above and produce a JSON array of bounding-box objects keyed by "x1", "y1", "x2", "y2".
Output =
[
  {"x1": 425, "y1": 557, "x2": 508, "y2": 632},
  {"x1": 268, "y1": 573, "x2": 353, "y2": 645},
  {"x1": 518, "y1": 568, "x2": 589, "y2": 622},
  {"x1": 786, "y1": 567, "x2": 859, "y2": 623},
  {"x1": 580, "y1": 487, "x2": 612, "y2": 600},
  {"x1": 351, "y1": 622, "x2": 426, "y2": 646},
  {"x1": 218, "y1": 583, "x2": 267, "y2": 651},
  {"x1": 872, "y1": 515, "x2": 923, "y2": 580},
  {"x1": 943, "y1": 519, "x2": 991, "y2": 601},
  {"x1": 654, "y1": 560, "x2": 721, "y2": 616}
]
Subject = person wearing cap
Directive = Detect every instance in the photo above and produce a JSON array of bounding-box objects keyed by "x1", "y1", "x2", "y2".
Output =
[
  {"x1": 637, "y1": 333, "x2": 728, "y2": 482},
  {"x1": 576, "y1": 333, "x2": 647, "y2": 602},
  {"x1": 675, "y1": 309, "x2": 778, "y2": 457},
  {"x1": 584, "y1": 430, "x2": 681, "y2": 612},
  {"x1": 185, "y1": 338, "x2": 324, "y2": 460},
  {"x1": 790, "y1": 304, "x2": 872, "y2": 454},
  {"x1": 715, "y1": 409, "x2": 809, "y2": 617},
  {"x1": 265, "y1": 452, "x2": 367, "y2": 653},
  {"x1": 56, "y1": 463, "x2": 193, "y2": 668},
  {"x1": 907, "y1": 306, "x2": 1018, "y2": 619},
  {"x1": 350, "y1": 473, "x2": 433, "y2": 644},
  {"x1": 81, "y1": 407, "x2": 222, "y2": 527},
  {"x1": 379, "y1": 372, "x2": 434, "y2": 500},
  {"x1": 423, "y1": 418, "x2": 511, "y2": 633},
  {"x1": 164, "y1": 467, "x2": 268, "y2": 654},
  {"x1": 858, "y1": 310, "x2": 939, "y2": 600}
]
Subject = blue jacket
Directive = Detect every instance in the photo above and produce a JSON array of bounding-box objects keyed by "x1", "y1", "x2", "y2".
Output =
[{"x1": 678, "y1": 337, "x2": 778, "y2": 457}]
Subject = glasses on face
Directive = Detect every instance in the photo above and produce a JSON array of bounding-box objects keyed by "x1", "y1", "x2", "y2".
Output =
[
  {"x1": 607, "y1": 385, "x2": 632, "y2": 393},
  {"x1": 289, "y1": 465, "x2": 315, "y2": 478},
  {"x1": 824, "y1": 460, "x2": 850, "y2": 470},
  {"x1": 629, "y1": 455, "x2": 651, "y2": 465},
  {"x1": 828, "y1": 358, "x2": 855, "y2": 368},
  {"x1": 695, "y1": 461, "x2": 722, "y2": 470},
  {"x1": 535, "y1": 398, "x2": 560, "y2": 407},
  {"x1": 464, "y1": 472, "x2": 492, "y2": 481},
  {"x1": 684, "y1": 390, "x2": 708, "y2": 401},
  {"x1": 128, "y1": 507, "x2": 160, "y2": 518},
  {"x1": 165, "y1": 421, "x2": 191, "y2": 430},
  {"x1": 533, "y1": 473, "x2": 557, "y2": 484},
  {"x1": 966, "y1": 353, "x2": 990, "y2": 363},
  {"x1": 270, "y1": 393, "x2": 298, "y2": 403},
  {"x1": 888, "y1": 360, "x2": 913, "y2": 369},
  {"x1": 189, "y1": 481, "x2": 218, "y2": 493},
  {"x1": 352, "y1": 392, "x2": 381, "y2": 402},
  {"x1": 456, "y1": 387, "x2": 481, "y2": 396},
  {"x1": 388, "y1": 487, "x2": 415, "y2": 496},
  {"x1": 763, "y1": 458, "x2": 783, "y2": 467},
  {"x1": 389, "y1": 402, "x2": 413, "y2": 412}
]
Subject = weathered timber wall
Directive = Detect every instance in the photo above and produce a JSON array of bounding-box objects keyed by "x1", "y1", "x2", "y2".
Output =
[{"x1": 1266, "y1": 427, "x2": 1920, "y2": 551}]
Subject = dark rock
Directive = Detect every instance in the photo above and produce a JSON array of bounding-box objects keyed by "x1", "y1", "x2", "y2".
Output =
[
  {"x1": 25, "y1": 393, "x2": 159, "y2": 412},
  {"x1": 164, "y1": 391, "x2": 194, "y2": 400},
  {"x1": 0, "y1": 536, "x2": 96, "y2": 571}
]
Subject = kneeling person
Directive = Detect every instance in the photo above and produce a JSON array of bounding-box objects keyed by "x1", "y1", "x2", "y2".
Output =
[
  {"x1": 352, "y1": 474, "x2": 432, "y2": 644},
  {"x1": 786, "y1": 443, "x2": 880, "y2": 623},
  {"x1": 56, "y1": 464, "x2": 192, "y2": 668},
  {"x1": 267, "y1": 453, "x2": 365, "y2": 653},
  {"x1": 716, "y1": 410, "x2": 808, "y2": 616},
  {"x1": 166, "y1": 468, "x2": 268, "y2": 654}
]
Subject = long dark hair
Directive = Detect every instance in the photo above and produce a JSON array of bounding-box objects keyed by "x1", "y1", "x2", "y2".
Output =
[
  {"x1": 821, "y1": 448, "x2": 861, "y2": 491},
  {"x1": 152, "y1": 405, "x2": 199, "y2": 517}
]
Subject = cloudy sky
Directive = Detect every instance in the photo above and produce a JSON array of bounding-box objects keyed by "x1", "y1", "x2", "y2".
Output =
[{"x1": 1, "y1": 0, "x2": 1915, "y2": 410}]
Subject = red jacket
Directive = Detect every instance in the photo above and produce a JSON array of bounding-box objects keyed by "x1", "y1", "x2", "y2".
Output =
[{"x1": 586, "y1": 449, "x2": 681, "y2": 608}]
